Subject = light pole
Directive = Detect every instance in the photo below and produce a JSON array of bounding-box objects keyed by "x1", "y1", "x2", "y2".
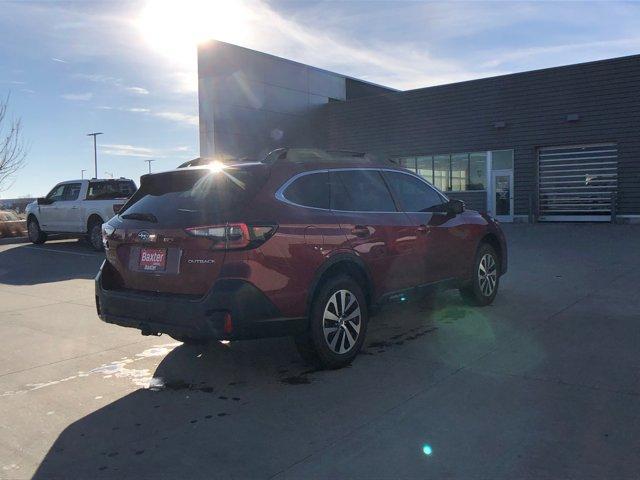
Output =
[
  {"x1": 144, "y1": 159, "x2": 156, "y2": 174},
  {"x1": 81, "y1": 169, "x2": 86, "y2": 180},
  {"x1": 86, "y1": 132, "x2": 103, "y2": 178}
]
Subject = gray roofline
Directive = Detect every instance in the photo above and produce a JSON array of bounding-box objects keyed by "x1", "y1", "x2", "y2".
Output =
[
  {"x1": 400, "y1": 52, "x2": 640, "y2": 95},
  {"x1": 197, "y1": 39, "x2": 399, "y2": 92}
]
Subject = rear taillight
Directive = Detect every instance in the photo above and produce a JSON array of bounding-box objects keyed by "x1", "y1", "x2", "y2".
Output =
[{"x1": 184, "y1": 223, "x2": 277, "y2": 250}]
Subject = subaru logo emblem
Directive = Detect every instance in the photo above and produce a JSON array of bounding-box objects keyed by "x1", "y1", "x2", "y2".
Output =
[{"x1": 138, "y1": 230, "x2": 150, "y2": 242}]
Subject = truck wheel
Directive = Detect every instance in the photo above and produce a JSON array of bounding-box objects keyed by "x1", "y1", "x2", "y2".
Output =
[
  {"x1": 87, "y1": 219, "x2": 104, "y2": 251},
  {"x1": 27, "y1": 217, "x2": 47, "y2": 244},
  {"x1": 295, "y1": 274, "x2": 368, "y2": 369},
  {"x1": 459, "y1": 243, "x2": 500, "y2": 306}
]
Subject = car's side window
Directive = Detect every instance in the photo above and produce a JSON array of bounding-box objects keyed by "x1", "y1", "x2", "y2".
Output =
[
  {"x1": 383, "y1": 171, "x2": 444, "y2": 212},
  {"x1": 62, "y1": 183, "x2": 82, "y2": 201},
  {"x1": 330, "y1": 170, "x2": 397, "y2": 212},
  {"x1": 282, "y1": 172, "x2": 330, "y2": 209},
  {"x1": 46, "y1": 184, "x2": 66, "y2": 202}
]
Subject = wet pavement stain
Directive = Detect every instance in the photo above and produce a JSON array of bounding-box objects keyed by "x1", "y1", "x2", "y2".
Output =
[
  {"x1": 150, "y1": 379, "x2": 229, "y2": 396},
  {"x1": 281, "y1": 375, "x2": 311, "y2": 385},
  {"x1": 366, "y1": 326, "x2": 437, "y2": 353}
]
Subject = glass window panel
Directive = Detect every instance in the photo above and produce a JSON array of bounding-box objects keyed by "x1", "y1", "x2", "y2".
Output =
[
  {"x1": 63, "y1": 183, "x2": 82, "y2": 201},
  {"x1": 433, "y1": 155, "x2": 449, "y2": 191},
  {"x1": 492, "y1": 150, "x2": 514, "y2": 170},
  {"x1": 283, "y1": 172, "x2": 330, "y2": 209},
  {"x1": 416, "y1": 156, "x2": 433, "y2": 183},
  {"x1": 330, "y1": 170, "x2": 396, "y2": 212},
  {"x1": 397, "y1": 157, "x2": 417, "y2": 172},
  {"x1": 450, "y1": 154, "x2": 468, "y2": 191},
  {"x1": 383, "y1": 172, "x2": 444, "y2": 212},
  {"x1": 468, "y1": 152, "x2": 487, "y2": 190}
]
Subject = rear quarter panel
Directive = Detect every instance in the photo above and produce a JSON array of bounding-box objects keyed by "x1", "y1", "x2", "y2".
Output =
[{"x1": 221, "y1": 198, "x2": 349, "y2": 318}]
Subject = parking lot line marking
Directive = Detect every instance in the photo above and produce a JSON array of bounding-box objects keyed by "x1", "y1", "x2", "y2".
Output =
[{"x1": 23, "y1": 246, "x2": 102, "y2": 258}]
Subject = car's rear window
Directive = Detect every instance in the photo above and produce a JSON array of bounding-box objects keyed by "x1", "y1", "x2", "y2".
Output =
[
  {"x1": 282, "y1": 172, "x2": 329, "y2": 209},
  {"x1": 87, "y1": 180, "x2": 136, "y2": 200},
  {"x1": 119, "y1": 167, "x2": 265, "y2": 226}
]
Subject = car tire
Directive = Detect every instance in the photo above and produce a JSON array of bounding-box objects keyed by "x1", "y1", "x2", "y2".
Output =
[
  {"x1": 87, "y1": 219, "x2": 104, "y2": 251},
  {"x1": 27, "y1": 217, "x2": 47, "y2": 244},
  {"x1": 460, "y1": 243, "x2": 500, "y2": 306},
  {"x1": 295, "y1": 275, "x2": 368, "y2": 369}
]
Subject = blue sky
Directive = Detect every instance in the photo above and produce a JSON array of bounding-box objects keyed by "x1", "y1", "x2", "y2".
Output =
[{"x1": 1, "y1": 0, "x2": 640, "y2": 198}]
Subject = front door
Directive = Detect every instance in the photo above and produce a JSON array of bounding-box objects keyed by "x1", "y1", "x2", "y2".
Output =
[
  {"x1": 39, "y1": 183, "x2": 66, "y2": 231},
  {"x1": 491, "y1": 170, "x2": 513, "y2": 222}
]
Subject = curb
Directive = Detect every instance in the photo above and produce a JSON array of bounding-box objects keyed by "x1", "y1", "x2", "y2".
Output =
[{"x1": 0, "y1": 236, "x2": 29, "y2": 246}]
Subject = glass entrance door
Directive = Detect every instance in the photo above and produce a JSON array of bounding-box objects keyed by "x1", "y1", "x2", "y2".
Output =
[{"x1": 491, "y1": 170, "x2": 513, "y2": 222}]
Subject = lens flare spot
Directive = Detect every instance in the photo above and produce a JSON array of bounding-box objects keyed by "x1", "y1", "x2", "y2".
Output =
[{"x1": 422, "y1": 444, "x2": 433, "y2": 456}]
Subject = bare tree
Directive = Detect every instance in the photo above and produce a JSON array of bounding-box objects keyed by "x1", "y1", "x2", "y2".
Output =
[{"x1": 0, "y1": 94, "x2": 28, "y2": 192}]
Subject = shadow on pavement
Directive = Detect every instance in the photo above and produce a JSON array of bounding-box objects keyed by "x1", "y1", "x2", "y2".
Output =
[
  {"x1": 0, "y1": 240, "x2": 103, "y2": 286},
  {"x1": 31, "y1": 297, "x2": 452, "y2": 479}
]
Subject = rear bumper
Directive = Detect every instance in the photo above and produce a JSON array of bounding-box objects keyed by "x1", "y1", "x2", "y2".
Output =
[{"x1": 95, "y1": 261, "x2": 306, "y2": 341}]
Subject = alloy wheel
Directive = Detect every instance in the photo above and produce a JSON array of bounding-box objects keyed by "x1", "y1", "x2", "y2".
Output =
[
  {"x1": 322, "y1": 289, "x2": 361, "y2": 354},
  {"x1": 478, "y1": 253, "x2": 497, "y2": 297}
]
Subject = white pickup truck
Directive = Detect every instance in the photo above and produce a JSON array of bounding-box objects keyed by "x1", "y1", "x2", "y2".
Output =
[{"x1": 26, "y1": 178, "x2": 137, "y2": 251}]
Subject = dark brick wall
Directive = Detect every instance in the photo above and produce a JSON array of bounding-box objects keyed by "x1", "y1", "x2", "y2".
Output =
[{"x1": 314, "y1": 55, "x2": 640, "y2": 216}]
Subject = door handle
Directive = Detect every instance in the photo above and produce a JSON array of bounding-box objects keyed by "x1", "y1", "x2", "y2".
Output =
[
  {"x1": 352, "y1": 225, "x2": 370, "y2": 238},
  {"x1": 71, "y1": 206, "x2": 79, "y2": 210},
  {"x1": 417, "y1": 224, "x2": 428, "y2": 234}
]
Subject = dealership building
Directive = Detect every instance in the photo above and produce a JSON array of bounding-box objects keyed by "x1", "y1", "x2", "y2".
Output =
[{"x1": 198, "y1": 40, "x2": 640, "y2": 223}]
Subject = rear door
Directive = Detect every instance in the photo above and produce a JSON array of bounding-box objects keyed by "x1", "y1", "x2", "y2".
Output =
[
  {"x1": 382, "y1": 170, "x2": 454, "y2": 284},
  {"x1": 329, "y1": 169, "x2": 423, "y2": 295},
  {"x1": 109, "y1": 167, "x2": 265, "y2": 296}
]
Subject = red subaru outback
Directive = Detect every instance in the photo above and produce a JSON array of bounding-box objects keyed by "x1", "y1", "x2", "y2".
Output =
[{"x1": 96, "y1": 148, "x2": 507, "y2": 368}]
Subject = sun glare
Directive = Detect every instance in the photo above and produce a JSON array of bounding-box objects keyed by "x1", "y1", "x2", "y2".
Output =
[
  {"x1": 137, "y1": 0, "x2": 253, "y2": 64},
  {"x1": 208, "y1": 160, "x2": 226, "y2": 173}
]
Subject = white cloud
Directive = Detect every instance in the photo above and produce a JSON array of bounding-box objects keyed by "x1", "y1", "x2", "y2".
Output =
[
  {"x1": 61, "y1": 92, "x2": 93, "y2": 101},
  {"x1": 125, "y1": 86, "x2": 149, "y2": 95},
  {"x1": 153, "y1": 111, "x2": 198, "y2": 126},
  {"x1": 51, "y1": 57, "x2": 67, "y2": 63},
  {"x1": 125, "y1": 107, "x2": 150, "y2": 113},
  {"x1": 99, "y1": 143, "x2": 194, "y2": 159},
  {"x1": 100, "y1": 144, "x2": 154, "y2": 158},
  {"x1": 73, "y1": 73, "x2": 150, "y2": 95}
]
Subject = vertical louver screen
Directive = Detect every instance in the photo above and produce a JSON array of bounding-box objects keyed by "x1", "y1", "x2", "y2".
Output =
[{"x1": 538, "y1": 144, "x2": 618, "y2": 221}]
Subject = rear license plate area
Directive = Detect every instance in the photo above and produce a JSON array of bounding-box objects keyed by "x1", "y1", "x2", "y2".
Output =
[{"x1": 139, "y1": 248, "x2": 167, "y2": 272}]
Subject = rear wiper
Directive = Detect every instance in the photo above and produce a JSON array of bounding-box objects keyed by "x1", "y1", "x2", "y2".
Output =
[{"x1": 121, "y1": 212, "x2": 158, "y2": 223}]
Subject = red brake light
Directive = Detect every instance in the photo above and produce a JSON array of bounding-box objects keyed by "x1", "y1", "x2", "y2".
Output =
[{"x1": 184, "y1": 223, "x2": 277, "y2": 250}]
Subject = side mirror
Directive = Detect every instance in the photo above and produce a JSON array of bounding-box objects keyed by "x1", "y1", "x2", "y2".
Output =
[
  {"x1": 37, "y1": 197, "x2": 53, "y2": 205},
  {"x1": 447, "y1": 199, "x2": 465, "y2": 215}
]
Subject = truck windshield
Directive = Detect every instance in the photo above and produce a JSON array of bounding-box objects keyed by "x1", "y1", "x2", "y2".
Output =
[{"x1": 87, "y1": 180, "x2": 137, "y2": 200}]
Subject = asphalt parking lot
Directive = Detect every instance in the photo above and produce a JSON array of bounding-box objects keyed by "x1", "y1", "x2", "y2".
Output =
[{"x1": 1, "y1": 224, "x2": 639, "y2": 479}]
